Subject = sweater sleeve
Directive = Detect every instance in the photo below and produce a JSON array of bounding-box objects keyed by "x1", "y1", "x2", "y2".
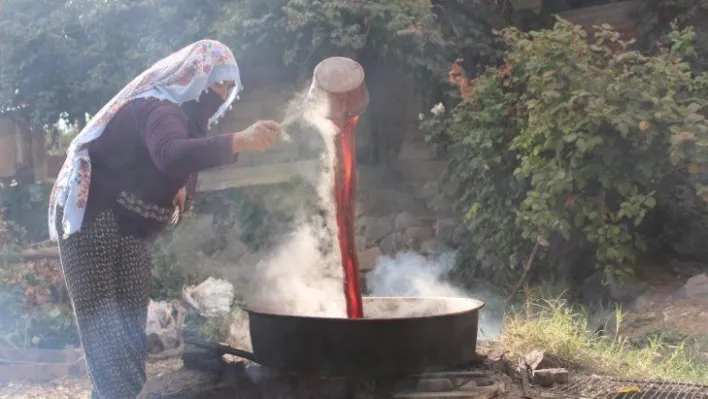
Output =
[{"x1": 142, "y1": 104, "x2": 237, "y2": 178}]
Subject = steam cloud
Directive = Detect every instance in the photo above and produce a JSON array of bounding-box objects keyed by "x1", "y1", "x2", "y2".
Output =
[
  {"x1": 366, "y1": 251, "x2": 503, "y2": 339},
  {"x1": 241, "y1": 101, "x2": 347, "y2": 319},
  {"x1": 367, "y1": 252, "x2": 463, "y2": 298},
  {"x1": 208, "y1": 86, "x2": 502, "y2": 349}
]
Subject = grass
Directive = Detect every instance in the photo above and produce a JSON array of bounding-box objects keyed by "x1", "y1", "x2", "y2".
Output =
[{"x1": 499, "y1": 298, "x2": 708, "y2": 385}]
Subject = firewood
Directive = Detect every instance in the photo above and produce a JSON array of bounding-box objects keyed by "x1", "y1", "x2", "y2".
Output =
[{"x1": 20, "y1": 246, "x2": 59, "y2": 260}]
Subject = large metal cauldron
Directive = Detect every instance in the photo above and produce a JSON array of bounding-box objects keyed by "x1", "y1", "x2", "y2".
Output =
[{"x1": 227, "y1": 296, "x2": 484, "y2": 377}]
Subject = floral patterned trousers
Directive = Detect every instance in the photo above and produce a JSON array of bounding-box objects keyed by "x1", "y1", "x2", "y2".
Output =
[{"x1": 56, "y1": 208, "x2": 151, "y2": 399}]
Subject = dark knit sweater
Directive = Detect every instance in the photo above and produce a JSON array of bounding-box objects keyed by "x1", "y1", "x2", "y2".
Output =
[{"x1": 85, "y1": 90, "x2": 236, "y2": 238}]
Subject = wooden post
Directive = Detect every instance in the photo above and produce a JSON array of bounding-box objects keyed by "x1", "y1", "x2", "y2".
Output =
[
  {"x1": 14, "y1": 118, "x2": 34, "y2": 183},
  {"x1": 0, "y1": 116, "x2": 18, "y2": 178},
  {"x1": 32, "y1": 132, "x2": 48, "y2": 182}
]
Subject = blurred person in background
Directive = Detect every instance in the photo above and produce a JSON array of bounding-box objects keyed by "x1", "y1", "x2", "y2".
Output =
[{"x1": 48, "y1": 39, "x2": 282, "y2": 398}]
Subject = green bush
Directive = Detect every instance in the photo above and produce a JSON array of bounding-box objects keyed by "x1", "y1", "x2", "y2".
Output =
[
  {"x1": 425, "y1": 19, "x2": 708, "y2": 287},
  {"x1": 637, "y1": 0, "x2": 708, "y2": 72},
  {"x1": 0, "y1": 206, "x2": 77, "y2": 349},
  {"x1": 0, "y1": 182, "x2": 52, "y2": 245}
]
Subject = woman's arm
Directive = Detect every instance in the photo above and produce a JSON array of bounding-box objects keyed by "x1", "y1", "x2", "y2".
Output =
[{"x1": 142, "y1": 104, "x2": 236, "y2": 178}]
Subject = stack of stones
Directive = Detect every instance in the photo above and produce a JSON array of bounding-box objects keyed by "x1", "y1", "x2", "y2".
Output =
[{"x1": 355, "y1": 211, "x2": 460, "y2": 273}]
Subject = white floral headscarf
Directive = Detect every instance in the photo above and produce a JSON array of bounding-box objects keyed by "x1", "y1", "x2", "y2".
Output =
[{"x1": 48, "y1": 39, "x2": 243, "y2": 241}]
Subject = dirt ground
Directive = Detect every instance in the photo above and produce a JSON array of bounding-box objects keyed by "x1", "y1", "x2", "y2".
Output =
[
  {"x1": 1, "y1": 269, "x2": 705, "y2": 398},
  {"x1": 617, "y1": 268, "x2": 708, "y2": 362},
  {"x1": 0, "y1": 358, "x2": 182, "y2": 399}
]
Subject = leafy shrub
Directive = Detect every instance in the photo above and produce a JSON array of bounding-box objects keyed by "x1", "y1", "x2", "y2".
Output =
[
  {"x1": 425, "y1": 19, "x2": 708, "y2": 287},
  {"x1": 637, "y1": 0, "x2": 708, "y2": 72},
  {"x1": 0, "y1": 206, "x2": 77, "y2": 348},
  {"x1": 0, "y1": 182, "x2": 52, "y2": 245}
]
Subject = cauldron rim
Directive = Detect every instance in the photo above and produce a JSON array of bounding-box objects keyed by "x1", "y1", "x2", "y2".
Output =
[{"x1": 243, "y1": 296, "x2": 485, "y2": 321}]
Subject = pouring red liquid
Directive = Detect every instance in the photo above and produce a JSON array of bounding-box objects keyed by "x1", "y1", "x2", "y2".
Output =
[
  {"x1": 333, "y1": 116, "x2": 363, "y2": 319},
  {"x1": 310, "y1": 56, "x2": 369, "y2": 319}
]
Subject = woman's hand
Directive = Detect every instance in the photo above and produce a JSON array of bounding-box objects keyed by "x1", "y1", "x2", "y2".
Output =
[
  {"x1": 232, "y1": 120, "x2": 283, "y2": 153},
  {"x1": 172, "y1": 187, "x2": 186, "y2": 224}
]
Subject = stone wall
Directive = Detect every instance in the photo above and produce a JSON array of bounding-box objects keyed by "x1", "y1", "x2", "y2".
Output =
[{"x1": 556, "y1": 1, "x2": 640, "y2": 41}]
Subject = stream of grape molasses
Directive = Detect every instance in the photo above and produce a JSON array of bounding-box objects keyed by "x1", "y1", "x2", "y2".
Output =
[{"x1": 333, "y1": 115, "x2": 364, "y2": 319}]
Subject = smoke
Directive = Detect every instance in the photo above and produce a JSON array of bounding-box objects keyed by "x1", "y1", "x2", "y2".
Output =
[
  {"x1": 243, "y1": 93, "x2": 347, "y2": 317},
  {"x1": 366, "y1": 251, "x2": 503, "y2": 339},
  {"x1": 220, "y1": 86, "x2": 348, "y2": 349},
  {"x1": 367, "y1": 251, "x2": 463, "y2": 298},
  {"x1": 246, "y1": 224, "x2": 345, "y2": 318},
  {"x1": 217, "y1": 86, "x2": 503, "y2": 351}
]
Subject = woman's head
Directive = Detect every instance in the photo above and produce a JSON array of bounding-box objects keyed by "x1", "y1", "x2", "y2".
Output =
[
  {"x1": 62, "y1": 40, "x2": 242, "y2": 153},
  {"x1": 128, "y1": 40, "x2": 243, "y2": 126},
  {"x1": 181, "y1": 83, "x2": 234, "y2": 137},
  {"x1": 209, "y1": 80, "x2": 237, "y2": 101}
]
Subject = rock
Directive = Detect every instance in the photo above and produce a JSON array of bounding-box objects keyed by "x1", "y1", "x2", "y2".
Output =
[
  {"x1": 138, "y1": 366, "x2": 223, "y2": 398},
  {"x1": 581, "y1": 272, "x2": 649, "y2": 305},
  {"x1": 420, "y1": 240, "x2": 449, "y2": 256},
  {"x1": 359, "y1": 189, "x2": 420, "y2": 217},
  {"x1": 519, "y1": 350, "x2": 563, "y2": 371},
  {"x1": 533, "y1": 369, "x2": 569, "y2": 387},
  {"x1": 355, "y1": 216, "x2": 373, "y2": 235},
  {"x1": 402, "y1": 226, "x2": 434, "y2": 244},
  {"x1": 379, "y1": 234, "x2": 398, "y2": 256},
  {"x1": 668, "y1": 260, "x2": 706, "y2": 279},
  {"x1": 682, "y1": 274, "x2": 708, "y2": 298},
  {"x1": 146, "y1": 301, "x2": 187, "y2": 360},
  {"x1": 358, "y1": 247, "x2": 382, "y2": 272},
  {"x1": 394, "y1": 212, "x2": 424, "y2": 231},
  {"x1": 451, "y1": 223, "x2": 468, "y2": 245},
  {"x1": 359, "y1": 274, "x2": 368, "y2": 294},
  {"x1": 580, "y1": 272, "x2": 609, "y2": 304},
  {"x1": 399, "y1": 227, "x2": 434, "y2": 250},
  {"x1": 395, "y1": 159, "x2": 447, "y2": 182},
  {"x1": 608, "y1": 279, "x2": 649, "y2": 303},
  {"x1": 434, "y1": 218, "x2": 457, "y2": 240},
  {"x1": 587, "y1": 308, "x2": 619, "y2": 337},
  {"x1": 217, "y1": 236, "x2": 248, "y2": 260},
  {"x1": 397, "y1": 139, "x2": 437, "y2": 162},
  {"x1": 632, "y1": 293, "x2": 656, "y2": 312},
  {"x1": 355, "y1": 235, "x2": 367, "y2": 250},
  {"x1": 355, "y1": 202, "x2": 365, "y2": 218},
  {"x1": 364, "y1": 216, "x2": 394, "y2": 244}
]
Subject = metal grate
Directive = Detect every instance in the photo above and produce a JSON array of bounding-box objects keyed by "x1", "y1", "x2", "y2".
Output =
[{"x1": 542, "y1": 375, "x2": 708, "y2": 399}]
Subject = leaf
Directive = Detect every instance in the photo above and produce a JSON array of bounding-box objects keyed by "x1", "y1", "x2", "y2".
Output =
[
  {"x1": 618, "y1": 123, "x2": 630, "y2": 136},
  {"x1": 618, "y1": 386, "x2": 641, "y2": 394},
  {"x1": 536, "y1": 234, "x2": 549, "y2": 247},
  {"x1": 560, "y1": 229, "x2": 571, "y2": 241},
  {"x1": 687, "y1": 103, "x2": 702, "y2": 113},
  {"x1": 544, "y1": 90, "x2": 562, "y2": 98},
  {"x1": 639, "y1": 120, "x2": 650, "y2": 131},
  {"x1": 565, "y1": 195, "x2": 579, "y2": 208},
  {"x1": 687, "y1": 113, "x2": 705, "y2": 122}
]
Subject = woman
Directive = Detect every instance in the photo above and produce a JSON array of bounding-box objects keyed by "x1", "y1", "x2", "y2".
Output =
[{"x1": 47, "y1": 40, "x2": 282, "y2": 398}]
